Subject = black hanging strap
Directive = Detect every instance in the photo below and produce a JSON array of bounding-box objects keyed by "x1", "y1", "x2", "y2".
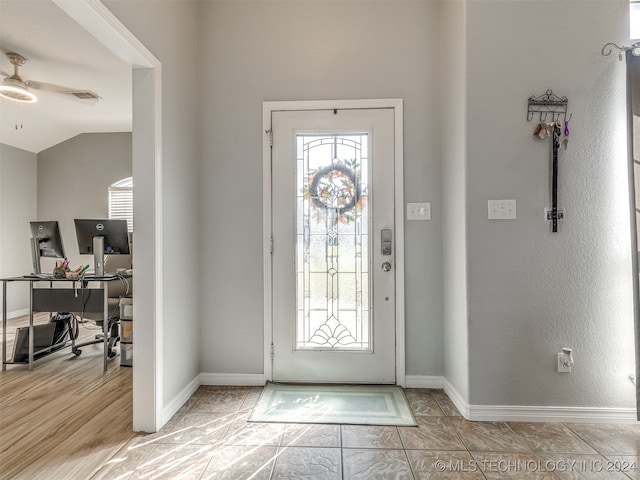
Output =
[{"x1": 551, "y1": 123, "x2": 561, "y2": 233}]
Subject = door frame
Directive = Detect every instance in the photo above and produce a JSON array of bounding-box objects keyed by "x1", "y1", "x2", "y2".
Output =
[
  {"x1": 262, "y1": 99, "x2": 405, "y2": 386},
  {"x1": 53, "y1": 0, "x2": 162, "y2": 432}
]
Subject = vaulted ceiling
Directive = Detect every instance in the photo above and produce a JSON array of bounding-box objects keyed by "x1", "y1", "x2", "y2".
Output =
[{"x1": 0, "y1": 0, "x2": 131, "y2": 153}]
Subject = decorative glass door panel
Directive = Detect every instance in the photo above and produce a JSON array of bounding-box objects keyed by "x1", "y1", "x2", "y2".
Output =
[
  {"x1": 271, "y1": 107, "x2": 397, "y2": 384},
  {"x1": 296, "y1": 134, "x2": 370, "y2": 350}
]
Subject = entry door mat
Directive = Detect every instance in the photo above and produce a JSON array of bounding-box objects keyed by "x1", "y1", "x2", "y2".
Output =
[{"x1": 248, "y1": 383, "x2": 417, "y2": 426}]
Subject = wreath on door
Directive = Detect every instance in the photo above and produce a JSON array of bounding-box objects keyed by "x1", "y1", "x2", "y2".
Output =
[{"x1": 304, "y1": 160, "x2": 366, "y2": 225}]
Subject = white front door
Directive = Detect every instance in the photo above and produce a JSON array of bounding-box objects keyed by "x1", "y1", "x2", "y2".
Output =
[{"x1": 270, "y1": 106, "x2": 398, "y2": 383}]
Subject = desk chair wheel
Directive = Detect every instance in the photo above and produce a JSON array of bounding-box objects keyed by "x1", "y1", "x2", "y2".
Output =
[{"x1": 72, "y1": 348, "x2": 82, "y2": 356}]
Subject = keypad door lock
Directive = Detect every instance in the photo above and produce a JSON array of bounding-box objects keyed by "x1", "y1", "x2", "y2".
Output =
[{"x1": 381, "y1": 229, "x2": 392, "y2": 256}]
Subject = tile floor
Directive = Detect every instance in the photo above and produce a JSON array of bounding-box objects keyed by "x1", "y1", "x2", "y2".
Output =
[{"x1": 94, "y1": 386, "x2": 640, "y2": 480}]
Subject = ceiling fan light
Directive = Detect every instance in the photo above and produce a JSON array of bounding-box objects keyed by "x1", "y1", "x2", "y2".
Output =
[{"x1": 0, "y1": 79, "x2": 37, "y2": 103}]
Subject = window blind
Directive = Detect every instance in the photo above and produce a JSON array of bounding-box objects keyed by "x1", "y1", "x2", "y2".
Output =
[{"x1": 108, "y1": 177, "x2": 133, "y2": 232}]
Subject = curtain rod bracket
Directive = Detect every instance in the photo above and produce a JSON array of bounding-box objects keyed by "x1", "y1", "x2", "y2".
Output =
[{"x1": 601, "y1": 42, "x2": 640, "y2": 61}]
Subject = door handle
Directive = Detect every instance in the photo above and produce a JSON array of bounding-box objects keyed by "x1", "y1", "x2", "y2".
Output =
[
  {"x1": 381, "y1": 262, "x2": 392, "y2": 272},
  {"x1": 381, "y1": 229, "x2": 392, "y2": 256}
]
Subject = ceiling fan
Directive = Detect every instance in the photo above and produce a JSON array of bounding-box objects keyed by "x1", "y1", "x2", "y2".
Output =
[{"x1": 0, "y1": 52, "x2": 100, "y2": 104}]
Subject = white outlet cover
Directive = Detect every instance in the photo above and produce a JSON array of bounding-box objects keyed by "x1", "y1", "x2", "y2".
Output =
[{"x1": 407, "y1": 202, "x2": 431, "y2": 220}]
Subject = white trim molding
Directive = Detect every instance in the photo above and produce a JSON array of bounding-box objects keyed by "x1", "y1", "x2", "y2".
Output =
[
  {"x1": 199, "y1": 373, "x2": 266, "y2": 386},
  {"x1": 405, "y1": 375, "x2": 445, "y2": 389},
  {"x1": 443, "y1": 379, "x2": 638, "y2": 424},
  {"x1": 54, "y1": 0, "x2": 163, "y2": 433},
  {"x1": 162, "y1": 375, "x2": 199, "y2": 425}
]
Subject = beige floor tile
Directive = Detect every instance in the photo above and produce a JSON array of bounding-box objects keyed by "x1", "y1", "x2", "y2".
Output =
[
  {"x1": 566, "y1": 423, "x2": 640, "y2": 455},
  {"x1": 199, "y1": 445, "x2": 278, "y2": 480},
  {"x1": 404, "y1": 391, "x2": 445, "y2": 416},
  {"x1": 450, "y1": 418, "x2": 532, "y2": 452},
  {"x1": 224, "y1": 421, "x2": 285, "y2": 446},
  {"x1": 93, "y1": 443, "x2": 156, "y2": 480},
  {"x1": 507, "y1": 422, "x2": 597, "y2": 454},
  {"x1": 155, "y1": 411, "x2": 234, "y2": 445},
  {"x1": 271, "y1": 446, "x2": 341, "y2": 479},
  {"x1": 241, "y1": 387, "x2": 264, "y2": 408},
  {"x1": 398, "y1": 416, "x2": 466, "y2": 450},
  {"x1": 191, "y1": 389, "x2": 249, "y2": 413},
  {"x1": 539, "y1": 453, "x2": 630, "y2": 479},
  {"x1": 342, "y1": 448, "x2": 413, "y2": 479},
  {"x1": 91, "y1": 387, "x2": 640, "y2": 480},
  {"x1": 342, "y1": 425, "x2": 403, "y2": 449},
  {"x1": 129, "y1": 443, "x2": 216, "y2": 480},
  {"x1": 173, "y1": 394, "x2": 201, "y2": 416},
  {"x1": 470, "y1": 452, "x2": 554, "y2": 479},
  {"x1": 406, "y1": 450, "x2": 486, "y2": 479},
  {"x1": 281, "y1": 423, "x2": 341, "y2": 447},
  {"x1": 432, "y1": 392, "x2": 463, "y2": 417}
]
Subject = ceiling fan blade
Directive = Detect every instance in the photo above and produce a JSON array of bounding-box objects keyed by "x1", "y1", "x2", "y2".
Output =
[{"x1": 26, "y1": 80, "x2": 100, "y2": 104}]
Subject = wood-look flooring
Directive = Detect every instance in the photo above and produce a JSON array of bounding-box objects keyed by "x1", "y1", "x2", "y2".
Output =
[{"x1": 0, "y1": 314, "x2": 138, "y2": 480}]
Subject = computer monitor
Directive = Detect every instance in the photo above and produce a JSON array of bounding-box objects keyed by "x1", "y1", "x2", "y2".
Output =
[
  {"x1": 29, "y1": 221, "x2": 66, "y2": 274},
  {"x1": 11, "y1": 323, "x2": 56, "y2": 362},
  {"x1": 74, "y1": 219, "x2": 130, "y2": 277}
]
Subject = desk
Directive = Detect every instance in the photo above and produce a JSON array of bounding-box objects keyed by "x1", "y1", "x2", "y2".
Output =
[{"x1": 2, "y1": 275, "x2": 128, "y2": 371}]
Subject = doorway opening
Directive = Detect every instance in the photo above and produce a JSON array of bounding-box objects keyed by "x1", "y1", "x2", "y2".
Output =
[{"x1": 262, "y1": 99, "x2": 406, "y2": 386}]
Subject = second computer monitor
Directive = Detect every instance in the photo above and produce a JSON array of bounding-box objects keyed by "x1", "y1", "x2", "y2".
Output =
[
  {"x1": 74, "y1": 219, "x2": 130, "y2": 276},
  {"x1": 29, "y1": 221, "x2": 66, "y2": 274}
]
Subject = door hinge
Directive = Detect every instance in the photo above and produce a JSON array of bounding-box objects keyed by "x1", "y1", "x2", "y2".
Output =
[
  {"x1": 270, "y1": 342, "x2": 274, "y2": 360},
  {"x1": 266, "y1": 128, "x2": 273, "y2": 147},
  {"x1": 270, "y1": 236, "x2": 273, "y2": 254}
]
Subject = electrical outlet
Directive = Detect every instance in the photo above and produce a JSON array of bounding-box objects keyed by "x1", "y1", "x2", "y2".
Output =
[
  {"x1": 557, "y1": 353, "x2": 572, "y2": 373},
  {"x1": 488, "y1": 200, "x2": 516, "y2": 220}
]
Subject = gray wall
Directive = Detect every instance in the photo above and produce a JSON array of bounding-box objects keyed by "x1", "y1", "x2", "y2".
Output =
[
  {"x1": 54, "y1": 0, "x2": 636, "y2": 414},
  {"x1": 0, "y1": 144, "x2": 37, "y2": 316},
  {"x1": 37, "y1": 133, "x2": 132, "y2": 270},
  {"x1": 441, "y1": 0, "x2": 469, "y2": 402},
  {"x1": 196, "y1": 0, "x2": 637, "y2": 411},
  {"x1": 104, "y1": 0, "x2": 201, "y2": 410},
  {"x1": 464, "y1": 0, "x2": 635, "y2": 407},
  {"x1": 198, "y1": 0, "x2": 444, "y2": 376}
]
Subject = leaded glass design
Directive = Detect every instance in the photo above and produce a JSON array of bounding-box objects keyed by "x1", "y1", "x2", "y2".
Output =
[{"x1": 296, "y1": 133, "x2": 370, "y2": 350}]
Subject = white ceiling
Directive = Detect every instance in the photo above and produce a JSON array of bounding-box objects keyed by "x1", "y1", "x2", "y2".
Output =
[{"x1": 0, "y1": 0, "x2": 132, "y2": 153}]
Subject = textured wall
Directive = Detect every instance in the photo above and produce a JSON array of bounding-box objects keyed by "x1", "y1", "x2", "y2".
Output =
[
  {"x1": 198, "y1": 0, "x2": 444, "y2": 376},
  {"x1": 441, "y1": 0, "x2": 470, "y2": 402},
  {"x1": 104, "y1": 0, "x2": 201, "y2": 411},
  {"x1": 37, "y1": 133, "x2": 132, "y2": 270},
  {"x1": 465, "y1": 0, "x2": 634, "y2": 407},
  {"x1": 0, "y1": 144, "x2": 37, "y2": 316}
]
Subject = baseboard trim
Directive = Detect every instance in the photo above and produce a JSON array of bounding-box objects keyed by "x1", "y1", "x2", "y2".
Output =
[
  {"x1": 404, "y1": 375, "x2": 445, "y2": 389},
  {"x1": 442, "y1": 378, "x2": 637, "y2": 423},
  {"x1": 443, "y1": 378, "x2": 471, "y2": 418},
  {"x1": 199, "y1": 373, "x2": 266, "y2": 386},
  {"x1": 466, "y1": 404, "x2": 638, "y2": 423},
  {"x1": 162, "y1": 375, "x2": 199, "y2": 426}
]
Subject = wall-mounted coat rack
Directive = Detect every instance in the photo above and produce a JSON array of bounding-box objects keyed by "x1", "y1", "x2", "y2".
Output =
[
  {"x1": 527, "y1": 90, "x2": 571, "y2": 233},
  {"x1": 527, "y1": 89, "x2": 569, "y2": 124}
]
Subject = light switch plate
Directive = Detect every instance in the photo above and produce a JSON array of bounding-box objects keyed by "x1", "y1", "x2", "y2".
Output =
[
  {"x1": 488, "y1": 200, "x2": 516, "y2": 220},
  {"x1": 407, "y1": 202, "x2": 431, "y2": 220}
]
